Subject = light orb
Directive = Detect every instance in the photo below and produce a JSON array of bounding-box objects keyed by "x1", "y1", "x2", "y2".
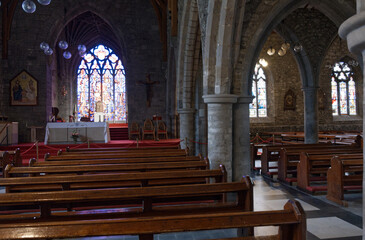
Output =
[
  {"x1": 63, "y1": 51, "x2": 72, "y2": 59},
  {"x1": 78, "y1": 45, "x2": 86, "y2": 53},
  {"x1": 44, "y1": 48, "x2": 53, "y2": 55},
  {"x1": 79, "y1": 51, "x2": 86, "y2": 58},
  {"x1": 22, "y1": 0, "x2": 36, "y2": 13},
  {"x1": 40, "y1": 42, "x2": 49, "y2": 51},
  {"x1": 58, "y1": 41, "x2": 68, "y2": 50},
  {"x1": 37, "y1": 0, "x2": 51, "y2": 5},
  {"x1": 293, "y1": 43, "x2": 303, "y2": 53}
]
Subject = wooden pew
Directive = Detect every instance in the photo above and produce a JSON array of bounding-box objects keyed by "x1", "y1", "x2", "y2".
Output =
[
  {"x1": 260, "y1": 143, "x2": 332, "y2": 177},
  {"x1": 297, "y1": 152, "x2": 363, "y2": 193},
  {"x1": 5, "y1": 160, "x2": 209, "y2": 177},
  {"x1": 58, "y1": 146, "x2": 187, "y2": 156},
  {"x1": 326, "y1": 156, "x2": 363, "y2": 206},
  {"x1": 0, "y1": 178, "x2": 254, "y2": 238},
  {"x1": 33, "y1": 155, "x2": 203, "y2": 167},
  {"x1": 1, "y1": 166, "x2": 227, "y2": 193},
  {"x1": 0, "y1": 175, "x2": 306, "y2": 240},
  {"x1": 45, "y1": 149, "x2": 188, "y2": 161},
  {"x1": 277, "y1": 146, "x2": 362, "y2": 184},
  {"x1": 64, "y1": 145, "x2": 180, "y2": 153},
  {"x1": 250, "y1": 143, "x2": 279, "y2": 172},
  {"x1": 0, "y1": 151, "x2": 10, "y2": 177},
  {"x1": 0, "y1": 200, "x2": 306, "y2": 240}
]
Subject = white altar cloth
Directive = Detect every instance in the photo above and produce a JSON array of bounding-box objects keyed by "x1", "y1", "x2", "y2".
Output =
[{"x1": 44, "y1": 122, "x2": 110, "y2": 145}]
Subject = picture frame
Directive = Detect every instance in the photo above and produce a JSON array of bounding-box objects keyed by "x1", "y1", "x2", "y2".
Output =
[
  {"x1": 10, "y1": 70, "x2": 38, "y2": 106},
  {"x1": 284, "y1": 89, "x2": 296, "y2": 111}
]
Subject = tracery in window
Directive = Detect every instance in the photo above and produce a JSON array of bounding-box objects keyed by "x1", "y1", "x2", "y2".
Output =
[
  {"x1": 331, "y1": 61, "x2": 356, "y2": 116},
  {"x1": 250, "y1": 64, "x2": 267, "y2": 117},
  {"x1": 77, "y1": 45, "x2": 127, "y2": 122}
]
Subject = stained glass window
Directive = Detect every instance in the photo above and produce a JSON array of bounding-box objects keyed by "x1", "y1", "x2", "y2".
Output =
[
  {"x1": 250, "y1": 64, "x2": 267, "y2": 117},
  {"x1": 331, "y1": 61, "x2": 356, "y2": 116},
  {"x1": 77, "y1": 45, "x2": 127, "y2": 122}
]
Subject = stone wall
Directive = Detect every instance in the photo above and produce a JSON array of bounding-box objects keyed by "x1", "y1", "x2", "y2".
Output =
[
  {"x1": 0, "y1": 0, "x2": 166, "y2": 143},
  {"x1": 250, "y1": 33, "x2": 363, "y2": 134}
]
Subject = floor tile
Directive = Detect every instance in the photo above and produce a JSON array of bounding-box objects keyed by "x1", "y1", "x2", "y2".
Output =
[{"x1": 307, "y1": 217, "x2": 362, "y2": 239}]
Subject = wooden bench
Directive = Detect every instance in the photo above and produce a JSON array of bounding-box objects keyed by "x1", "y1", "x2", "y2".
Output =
[
  {"x1": 5, "y1": 160, "x2": 210, "y2": 177},
  {"x1": 326, "y1": 156, "x2": 363, "y2": 206},
  {"x1": 0, "y1": 166, "x2": 227, "y2": 193},
  {"x1": 0, "y1": 177, "x2": 254, "y2": 239},
  {"x1": 250, "y1": 143, "x2": 280, "y2": 171},
  {"x1": 45, "y1": 149, "x2": 188, "y2": 161},
  {"x1": 260, "y1": 143, "x2": 332, "y2": 177},
  {"x1": 297, "y1": 152, "x2": 363, "y2": 193},
  {"x1": 0, "y1": 151, "x2": 10, "y2": 177},
  {"x1": 65, "y1": 145, "x2": 180, "y2": 153},
  {"x1": 277, "y1": 146, "x2": 362, "y2": 184},
  {"x1": 0, "y1": 199, "x2": 306, "y2": 240},
  {"x1": 58, "y1": 147, "x2": 187, "y2": 156},
  {"x1": 35, "y1": 154, "x2": 204, "y2": 167}
]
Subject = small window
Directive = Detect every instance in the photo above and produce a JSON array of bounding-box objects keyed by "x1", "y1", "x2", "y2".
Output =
[
  {"x1": 331, "y1": 61, "x2": 356, "y2": 116},
  {"x1": 250, "y1": 64, "x2": 267, "y2": 117}
]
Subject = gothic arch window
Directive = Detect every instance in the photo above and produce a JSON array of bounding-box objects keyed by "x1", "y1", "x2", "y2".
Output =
[
  {"x1": 250, "y1": 63, "x2": 267, "y2": 117},
  {"x1": 331, "y1": 61, "x2": 356, "y2": 116},
  {"x1": 77, "y1": 44, "x2": 127, "y2": 122}
]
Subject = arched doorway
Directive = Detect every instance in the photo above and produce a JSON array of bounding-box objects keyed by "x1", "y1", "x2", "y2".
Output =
[{"x1": 77, "y1": 44, "x2": 127, "y2": 122}]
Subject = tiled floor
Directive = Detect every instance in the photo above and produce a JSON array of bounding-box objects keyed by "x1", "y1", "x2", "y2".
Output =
[{"x1": 59, "y1": 174, "x2": 362, "y2": 240}]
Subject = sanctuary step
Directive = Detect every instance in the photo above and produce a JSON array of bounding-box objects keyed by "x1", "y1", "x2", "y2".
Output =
[{"x1": 109, "y1": 128, "x2": 129, "y2": 140}]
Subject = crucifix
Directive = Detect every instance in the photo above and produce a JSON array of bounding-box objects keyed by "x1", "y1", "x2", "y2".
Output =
[{"x1": 138, "y1": 73, "x2": 160, "y2": 107}]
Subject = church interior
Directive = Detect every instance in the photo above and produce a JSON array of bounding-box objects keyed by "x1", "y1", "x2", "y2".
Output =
[{"x1": 0, "y1": 0, "x2": 365, "y2": 239}]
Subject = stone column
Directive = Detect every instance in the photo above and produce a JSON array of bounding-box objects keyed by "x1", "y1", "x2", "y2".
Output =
[
  {"x1": 339, "y1": 4, "x2": 365, "y2": 235},
  {"x1": 203, "y1": 94, "x2": 238, "y2": 182},
  {"x1": 232, "y1": 96, "x2": 254, "y2": 182},
  {"x1": 302, "y1": 87, "x2": 318, "y2": 144},
  {"x1": 178, "y1": 108, "x2": 195, "y2": 153}
]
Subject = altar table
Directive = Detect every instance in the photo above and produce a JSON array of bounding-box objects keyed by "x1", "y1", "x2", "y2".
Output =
[{"x1": 44, "y1": 122, "x2": 110, "y2": 145}]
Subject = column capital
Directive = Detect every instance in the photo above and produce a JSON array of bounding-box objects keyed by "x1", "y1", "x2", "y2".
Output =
[
  {"x1": 339, "y1": 11, "x2": 365, "y2": 55},
  {"x1": 237, "y1": 95, "x2": 255, "y2": 104},
  {"x1": 203, "y1": 94, "x2": 238, "y2": 104},
  {"x1": 177, "y1": 108, "x2": 195, "y2": 114}
]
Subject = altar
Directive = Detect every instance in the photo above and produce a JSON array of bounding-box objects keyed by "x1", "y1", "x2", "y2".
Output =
[{"x1": 44, "y1": 122, "x2": 110, "y2": 145}]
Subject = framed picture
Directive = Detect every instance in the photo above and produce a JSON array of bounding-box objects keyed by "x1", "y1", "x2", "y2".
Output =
[
  {"x1": 284, "y1": 89, "x2": 296, "y2": 111},
  {"x1": 10, "y1": 70, "x2": 38, "y2": 106}
]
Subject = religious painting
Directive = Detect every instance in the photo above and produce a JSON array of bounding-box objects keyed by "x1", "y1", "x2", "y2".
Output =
[
  {"x1": 284, "y1": 89, "x2": 296, "y2": 111},
  {"x1": 10, "y1": 70, "x2": 38, "y2": 106}
]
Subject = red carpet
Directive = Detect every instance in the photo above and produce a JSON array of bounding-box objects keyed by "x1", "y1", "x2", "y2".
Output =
[
  {"x1": 109, "y1": 123, "x2": 128, "y2": 128},
  {"x1": 109, "y1": 123, "x2": 129, "y2": 140},
  {"x1": 0, "y1": 139, "x2": 181, "y2": 166}
]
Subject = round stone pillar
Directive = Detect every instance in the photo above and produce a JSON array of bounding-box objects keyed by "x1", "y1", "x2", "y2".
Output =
[
  {"x1": 203, "y1": 94, "x2": 238, "y2": 182},
  {"x1": 302, "y1": 87, "x2": 318, "y2": 144},
  {"x1": 178, "y1": 108, "x2": 195, "y2": 153},
  {"x1": 339, "y1": 7, "x2": 365, "y2": 235},
  {"x1": 233, "y1": 96, "x2": 254, "y2": 182}
]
